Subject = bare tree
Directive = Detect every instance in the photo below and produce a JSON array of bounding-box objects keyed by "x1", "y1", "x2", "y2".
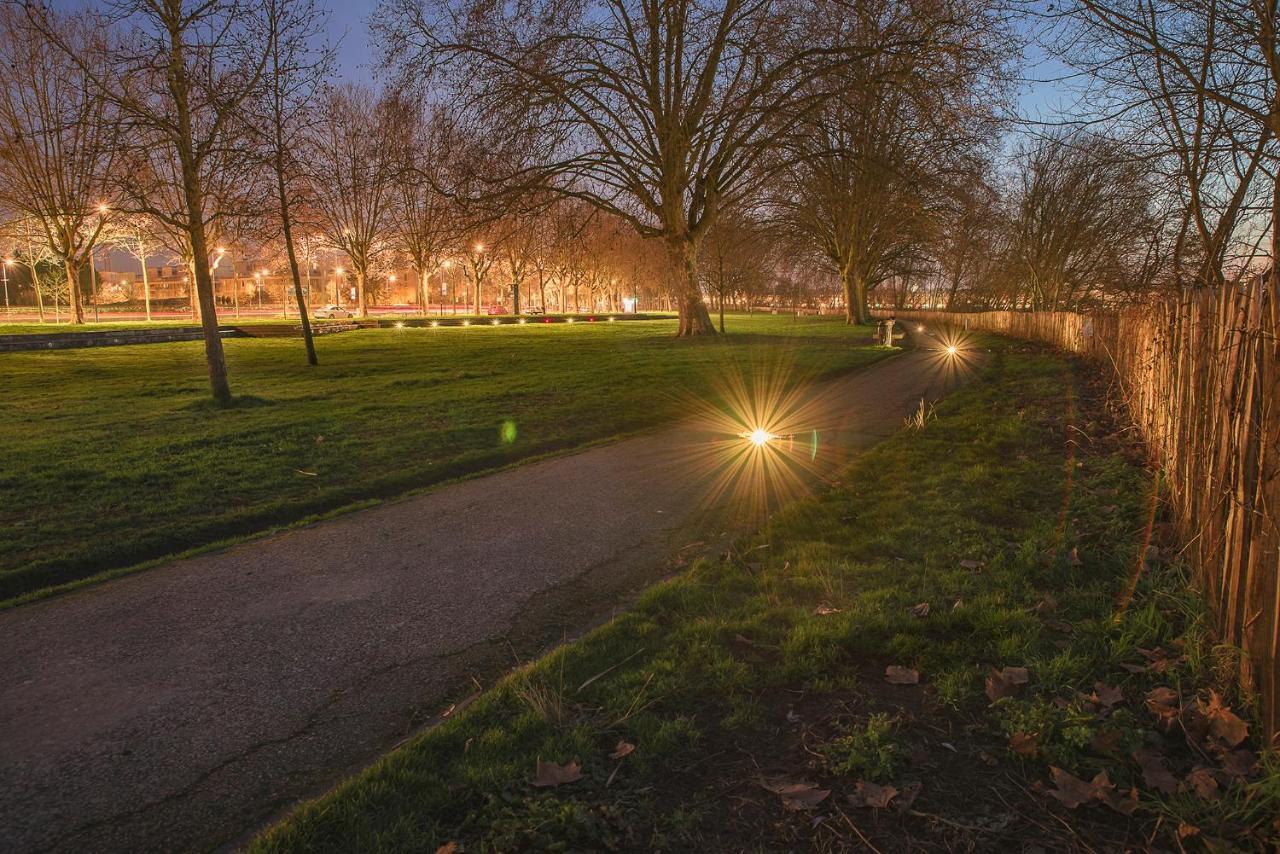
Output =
[
  {"x1": 375, "y1": 0, "x2": 933, "y2": 336},
  {"x1": 1054, "y1": 1, "x2": 1278, "y2": 288},
  {"x1": 0, "y1": 9, "x2": 119, "y2": 325},
  {"x1": 110, "y1": 214, "x2": 165, "y2": 321},
  {"x1": 773, "y1": 0, "x2": 1010, "y2": 323},
  {"x1": 1008, "y1": 133, "x2": 1159, "y2": 310},
  {"x1": 307, "y1": 85, "x2": 401, "y2": 319},
  {"x1": 24, "y1": 0, "x2": 275, "y2": 403},
  {"x1": 393, "y1": 102, "x2": 460, "y2": 314},
  {"x1": 700, "y1": 209, "x2": 771, "y2": 332},
  {"x1": 253, "y1": 0, "x2": 335, "y2": 365}
]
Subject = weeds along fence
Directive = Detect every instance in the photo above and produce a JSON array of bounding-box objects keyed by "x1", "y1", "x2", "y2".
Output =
[{"x1": 880, "y1": 287, "x2": 1279, "y2": 745}]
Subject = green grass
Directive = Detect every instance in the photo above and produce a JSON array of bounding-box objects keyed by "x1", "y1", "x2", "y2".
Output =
[
  {"x1": 0, "y1": 315, "x2": 888, "y2": 602},
  {"x1": 250, "y1": 339, "x2": 1278, "y2": 852}
]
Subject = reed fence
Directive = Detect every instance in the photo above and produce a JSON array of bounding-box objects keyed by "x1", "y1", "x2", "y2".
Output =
[{"x1": 880, "y1": 288, "x2": 1279, "y2": 744}]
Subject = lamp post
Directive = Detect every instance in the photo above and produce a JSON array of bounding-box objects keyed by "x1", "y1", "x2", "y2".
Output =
[
  {"x1": 334, "y1": 266, "x2": 343, "y2": 305},
  {"x1": 1, "y1": 257, "x2": 11, "y2": 316}
]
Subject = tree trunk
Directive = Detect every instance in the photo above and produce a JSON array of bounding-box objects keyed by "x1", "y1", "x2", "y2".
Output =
[
  {"x1": 185, "y1": 211, "x2": 231, "y2": 405},
  {"x1": 668, "y1": 238, "x2": 714, "y2": 336},
  {"x1": 140, "y1": 252, "x2": 152, "y2": 322},
  {"x1": 278, "y1": 178, "x2": 317, "y2": 366},
  {"x1": 357, "y1": 269, "x2": 369, "y2": 318},
  {"x1": 65, "y1": 262, "x2": 84, "y2": 324},
  {"x1": 32, "y1": 263, "x2": 44, "y2": 322},
  {"x1": 839, "y1": 265, "x2": 868, "y2": 325},
  {"x1": 416, "y1": 266, "x2": 426, "y2": 313},
  {"x1": 512, "y1": 279, "x2": 521, "y2": 315}
]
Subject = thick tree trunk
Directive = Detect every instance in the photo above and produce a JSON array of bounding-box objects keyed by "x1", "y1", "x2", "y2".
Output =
[
  {"x1": 839, "y1": 266, "x2": 868, "y2": 325},
  {"x1": 65, "y1": 262, "x2": 84, "y2": 324},
  {"x1": 668, "y1": 238, "x2": 714, "y2": 336},
  {"x1": 357, "y1": 270, "x2": 369, "y2": 318},
  {"x1": 416, "y1": 267, "x2": 426, "y2": 313},
  {"x1": 512, "y1": 279, "x2": 521, "y2": 315},
  {"x1": 185, "y1": 212, "x2": 231, "y2": 405}
]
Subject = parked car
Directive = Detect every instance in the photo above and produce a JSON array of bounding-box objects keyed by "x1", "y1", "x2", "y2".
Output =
[
  {"x1": 314, "y1": 304, "x2": 354, "y2": 319},
  {"x1": 485, "y1": 305, "x2": 509, "y2": 315}
]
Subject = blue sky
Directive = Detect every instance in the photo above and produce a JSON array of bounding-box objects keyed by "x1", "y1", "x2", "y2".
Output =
[{"x1": 326, "y1": 1, "x2": 379, "y2": 82}]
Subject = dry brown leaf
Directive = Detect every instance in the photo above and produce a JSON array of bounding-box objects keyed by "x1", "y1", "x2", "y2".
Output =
[
  {"x1": 609, "y1": 740, "x2": 636, "y2": 760},
  {"x1": 1202, "y1": 691, "x2": 1249, "y2": 747},
  {"x1": 435, "y1": 843, "x2": 459, "y2": 854},
  {"x1": 885, "y1": 665, "x2": 919, "y2": 685},
  {"x1": 985, "y1": 666, "x2": 1030, "y2": 703},
  {"x1": 1186, "y1": 767, "x2": 1221, "y2": 801},
  {"x1": 1177, "y1": 822, "x2": 1200, "y2": 840},
  {"x1": 762, "y1": 780, "x2": 830, "y2": 811},
  {"x1": 1088, "y1": 729, "x2": 1124, "y2": 756},
  {"x1": 814, "y1": 604, "x2": 841, "y2": 616},
  {"x1": 958, "y1": 559, "x2": 984, "y2": 570},
  {"x1": 1132, "y1": 748, "x2": 1179, "y2": 795},
  {"x1": 1118, "y1": 661, "x2": 1148, "y2": 674},
  {"x1": 1145, "y1": 687, "x2": 1181, "y2": 730},
  {"x1": 1033, "y1": 594, "x2": 1059, "y2": 615},
  {"x1": 894, "y1": 781, "x2": 923, "y2": 811},
  {"x1": 532, "y1": 758, "x2": 582, "y2": 788},
  {"x1": 1219, "y1": 748, "x2": 1258, "y2": 780},
  {"x1": 1046, "y1": 767, "x2": 1113, "y2": 809},
  {"x1": 1010, "y1": 731, "x2": 1038, "y2": 756},
  {"x1": 1102, "y1": 787, "x2": 1140, "y2": 816},
  {"x1": 909, "y1": 602, "x2": 930, "y2": 618},
  {"x1": 1094, "y1": 683, "x2": 1124, "y2": 708},
  {"x1": 848, "y1": 780, "x2": 898, "y2": 809},
  {"x1": 1067, "y1": 547, "x2": 1082, "y2": 566}
]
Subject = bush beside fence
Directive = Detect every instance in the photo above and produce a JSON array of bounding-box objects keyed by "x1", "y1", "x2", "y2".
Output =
[{"x1": 881, "y1": 290, "x2": 1279, "y2": 745}]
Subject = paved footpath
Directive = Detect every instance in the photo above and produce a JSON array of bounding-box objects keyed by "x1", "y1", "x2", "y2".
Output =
[{"x1": 0, "y1": 331, "x2": 978, "y2": 853}]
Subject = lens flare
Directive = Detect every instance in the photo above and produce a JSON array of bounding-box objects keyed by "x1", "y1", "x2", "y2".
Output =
[{"x1": 746, "y1": 427, "x2": 774, "y2": 447}]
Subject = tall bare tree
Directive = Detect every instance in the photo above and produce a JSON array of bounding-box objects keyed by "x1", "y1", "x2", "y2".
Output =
[
  {"x1": 393, "y1": 101, "x2": 460, "y2": 314},
  {"x1": 0, "y1": 9, "x2": 118, "y2": 325},
  {"x1": 110, "y1": 214, "x2": 165, "y2": 321},
  {"x1": 254, "y1": 0, "x2": 335, "y2": 365},
  {"x1": 307, "y1": 85, "x2": 401, "y2": 319},
  {"x1": 375, "y1": 0, "x2": 931, "y2": 336},
  {"x1": 25, "y1": 0, "x2": 275, "y2": 403}
]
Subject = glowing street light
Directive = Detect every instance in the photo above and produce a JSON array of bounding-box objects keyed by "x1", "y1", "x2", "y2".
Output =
[{"x1": 747, "y1": 428, "x2": 774, "y2": 447}]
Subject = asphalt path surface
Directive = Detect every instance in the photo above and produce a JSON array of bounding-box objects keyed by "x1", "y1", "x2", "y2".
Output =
[{"x1": 0, "y1": 329, "x2": 981, "y2": 852}]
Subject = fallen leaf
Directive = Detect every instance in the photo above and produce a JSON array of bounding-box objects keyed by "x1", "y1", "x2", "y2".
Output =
[
  {"x1": 979, "y1": 750, "x2": 999, "y2": 766},
  {"x1": 1219, "y1": 748, "x2": 1258, "y2": 780},
  {"x1": 894, "y1": 781, "x2": 923, "y2": 811},
  {"x1": 1009, "y1": 731, "x2": 1038, "y2": 756},
  {"x1": 1177, "y1": 822, "x2": 1200, "y2": 840},
  {"x1": 848, "y1": 780, "x2": 898, "y2": 809},
  {"x1": 1118, "y1": 662, "x2": 1148, "y2": 674},
  {"x1": 909, "y1": 602, "x2": 930, "y2": 618},
  {"x1": 959, "y1": 559, "x2": 984, "y2": 570},
  {"x1": 1046, "y1": 767, "x2": 1104, "y2": 809},
  {"x1": 1067, "y1": 547, "x2": 1082, "y2": 566},
  {"x1": 609, "y1": 740, "x2": 635, "y2": 760},
  {"x1": 436, "y1": 843, "x2": 459, "y2": 854},
  {"x1": 532, "y1": 758, "x2": 582, "y2": 788},
  {"x1": 1043, "y1": 619, "x2": 1074, "y2": 634},
  {"x1": 1088, "y1": 729, "x2": 1124, "y2": 756},
  {"x1": 786, "y1": 708, "x2": 801, "y2": 724},
  {"x1": 763, "y1": 780, "x2": 830, "y2": 811},
  {"x1": 985, "y1": 666, "x2": 1030, "y2": 703},
  {"x1": 1202, "y1": 691, "x2": 1249, "y2": 747},
  {"x1": 885, "y1": 665, "x2": 919, "y2": 685},
  {"x1": 1102, "y1": 787, "x2": 1139, "y2": 816},
  {"x1": 1094, "y1": 683, "x2": 1124, "y2": 708},
  {"x1": 1186, "y1": 767, "x2": 1220, "y2": 801},
  {"x1": 814, "y1": 604, "x2": 841, "y2": 616},
  {"x1": 1145, "y1": 687, "x2": 1181, "y2": 730},
  {"x1": 1132, "y1": 748, "x2": 1179, "y2": 795},
  {"x1": 1033, "y1": 594, "x2": 1058, "y2": 615}
]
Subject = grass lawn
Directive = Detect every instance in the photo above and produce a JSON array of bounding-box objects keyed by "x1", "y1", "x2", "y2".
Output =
[
  {"x1": 0, "y1": 315, "x2": 887, "y2": 602},
  {"x1": 252, "y1": 338, "x2": 1278, "y2": 853}
]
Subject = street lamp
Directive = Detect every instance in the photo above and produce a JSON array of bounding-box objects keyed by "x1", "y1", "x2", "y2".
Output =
[{"x1": 334, "y1": 266, "x2": 344, "y2": 305}]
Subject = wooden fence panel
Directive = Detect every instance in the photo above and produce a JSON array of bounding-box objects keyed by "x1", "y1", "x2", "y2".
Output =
[{"x1": 879, "y1": 292, "x2": 1280, "y2": 745}]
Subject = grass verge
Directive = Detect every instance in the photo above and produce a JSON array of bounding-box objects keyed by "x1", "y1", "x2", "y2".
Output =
[
  {"x1": 1, "y1": 315, "x2": 887, "y2": 602},
  {"x1": 251, "y1": 338, "x2": 1279, "y2": 853}
]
